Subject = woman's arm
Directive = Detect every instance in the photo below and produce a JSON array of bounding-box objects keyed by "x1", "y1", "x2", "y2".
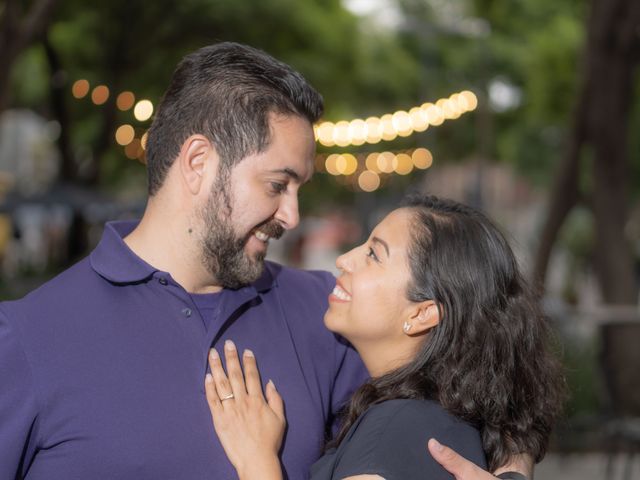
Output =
[{"x1": 204, "y1": 340, "x2": 285, "y2": 480}]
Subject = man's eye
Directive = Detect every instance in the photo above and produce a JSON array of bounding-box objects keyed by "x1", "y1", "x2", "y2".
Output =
[
  {"x1": 270, "y1": 182, "x2": 287, "y2": 194},
  {"x1": 366, "y1": 247, "x2": 379, "y2": 262}
]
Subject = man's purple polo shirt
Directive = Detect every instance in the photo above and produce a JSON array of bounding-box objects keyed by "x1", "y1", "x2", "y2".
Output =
[{"x1": 0, "y1": 221, "x2": 367, "y2": 479}]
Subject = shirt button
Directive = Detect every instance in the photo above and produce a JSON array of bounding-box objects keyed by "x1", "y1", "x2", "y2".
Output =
[
  {"x1": 182, "y1": 308, "x2": 192, "y2": 317},
  {"x1": 158, "y1": 278, "x2": 168, "y2": 286}
]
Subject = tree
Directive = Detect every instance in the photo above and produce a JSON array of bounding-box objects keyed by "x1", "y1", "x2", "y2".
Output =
[
  {"x1": 0, "y1": 0, "x2": 60, "y2": 111},
  {"x1": 9, "y1": 0, "x2": 421, "y2": 187},
  {"x1": 533, "y1": 0, "x2": 640, "y2": 305},
  {"x1": 394, "y1": 0, "x2": 639, "y2": 305}
]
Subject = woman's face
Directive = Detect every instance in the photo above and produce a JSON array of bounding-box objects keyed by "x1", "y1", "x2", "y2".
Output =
[{"x1": 324, "y1": 208, "x2": 415, "y2": 349}]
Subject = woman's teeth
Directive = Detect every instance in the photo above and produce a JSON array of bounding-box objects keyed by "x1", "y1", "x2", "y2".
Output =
[{"x1": 332, "y1": 285, "x2": 352, "y2": 301}]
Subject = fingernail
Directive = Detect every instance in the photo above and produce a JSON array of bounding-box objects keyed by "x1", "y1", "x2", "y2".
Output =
[
  {"x1": 267, "y1": 379, "x2": 276, "y2": 390},
  {"x1": 205, "y1": 373, "x2": 213, "y2": 383},
  {"x1": 244, "y1": 349, "x2": 254, "y2": 358},
  {"x1": 224, "y1": 340, "x2": 236, "y2": 351},
  {"x1": 209, "y1": 348, "x2": 219, "y2": 360},
  {"x1": 430, "y1": 439, "x2": 443, "y2": 452}
]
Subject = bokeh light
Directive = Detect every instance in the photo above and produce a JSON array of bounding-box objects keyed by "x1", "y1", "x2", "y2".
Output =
[
  {"x1": 316, "y1": 122, "x2": 335, "y2": 147},
  {"x1": 376, "y1": 151, "x2": 395, "y2": 173},
  {"x1": 71, "y1": 79, "x2": 90, "y2": 99},
  {"x1": 394, "y1": 153, "x2": 414, "y2": 175},
  {"x1": 412, "y1": 148, "x2": 433, "y2": 169},
  {"x1": 124, "y1": 138, "x2": 143, "y2": 159},
  {"x1": 409, "y1": 107, "x2": 429, "y2": 132},
  {"x1": 365, "y1": 117, "x2": 383, "y2": 144},
  {"x1": 358, "y1": 170, "x2": 381, "y2": 192},
  {"x1": 116, "y1": 91, "x2": 136, "y2": 111},
  {"x1": 115, "y1": 125, "x2": 135, "y2": 146},
  {"x1": 392, "y1": 110, "x2": 412, "y2": 137},
  {"x1": 425, "y1": 104, "x2": 444, "y2": 126},
  {"x1": 134, "y1": 100, "x2": 154, "y2": 122},
  {"x1": 91, "y1": 85, "x2": 110, "y2": 105},
  {"x1": 365, "y1": 153, "x2": 381, "y2": 173},
  {"x1": 460, "y1": 90, "x2": 478, "y2": 111},
  {"x1": 349, "y1": 119, "x2": 367, "y2": 146},
  {"x1": 333, "y1": 121, "x2": 351, "y2": 147},
  {"x1": 341, "y1": 153, "x2": 358, "y2": 175},
  {"x1": 325, "y1": 154, "x2": 341, "y2": 175},
  {"x1": 380, "y1": 115, "x2": 397, "y2": 142}
]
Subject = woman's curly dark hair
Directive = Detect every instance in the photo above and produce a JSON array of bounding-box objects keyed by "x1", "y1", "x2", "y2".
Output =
[{"x1": 330, "y1": 195, "x2": 566, "y2": 471}]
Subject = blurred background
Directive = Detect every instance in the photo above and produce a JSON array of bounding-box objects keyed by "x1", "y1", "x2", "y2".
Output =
[{"x1": 1, "y1": 0, "x2": 639, "y2": 478}]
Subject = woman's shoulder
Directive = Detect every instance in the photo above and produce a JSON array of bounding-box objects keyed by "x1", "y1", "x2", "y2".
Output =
[
  {"x1": 366, "y1": 397, "x2": 447, "y2": 417},
  {"x1": 357, "y1": 398, "x2": 476, "y2": 439},
  {"x1": 329, "y1": 398, "x2": 486, "y2": 480}
]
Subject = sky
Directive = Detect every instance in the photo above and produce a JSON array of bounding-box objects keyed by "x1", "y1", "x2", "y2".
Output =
[{"x1": 342, "y1": 0, "x2": 404, "y2": 28}]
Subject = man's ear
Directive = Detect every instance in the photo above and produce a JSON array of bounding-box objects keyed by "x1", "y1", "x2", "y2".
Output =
[
  {"x1": 178, "y1": 134, "x2": 219, "y2": 195},
  {"x1": 405, "y1": 300, "x2": 440, "y2": 335}
]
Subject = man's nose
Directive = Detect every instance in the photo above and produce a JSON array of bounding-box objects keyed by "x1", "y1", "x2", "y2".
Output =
[{"x1": 274, "y1": 194, "x2": 300, "y2": 230}]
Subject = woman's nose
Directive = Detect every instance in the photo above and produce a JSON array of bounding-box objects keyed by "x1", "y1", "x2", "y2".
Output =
[{"x1": 335, "y1": 248, "x2": 356, "y2": 273}]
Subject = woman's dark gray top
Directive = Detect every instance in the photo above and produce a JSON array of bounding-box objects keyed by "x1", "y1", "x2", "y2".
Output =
[{"x1": 310, "y1": 399, "x2": 486, "y2": 480}]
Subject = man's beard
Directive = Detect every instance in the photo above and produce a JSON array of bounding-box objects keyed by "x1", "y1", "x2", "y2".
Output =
[{"x1": 198, "y1": 186, "x2": 284, "y2": 289}]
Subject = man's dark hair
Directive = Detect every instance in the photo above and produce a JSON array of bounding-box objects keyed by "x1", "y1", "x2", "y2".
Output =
[{"x1": 145, "y1": 42, "x2": 324, "y2": 195}]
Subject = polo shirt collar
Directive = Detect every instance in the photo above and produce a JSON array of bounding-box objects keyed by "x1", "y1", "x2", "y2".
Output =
[
  {"x1": 90, "y1": 220, "x2": 157, "y2": 283},
  {"x1": 90, "y1": 220, "x2": 278, "y2": 292}
]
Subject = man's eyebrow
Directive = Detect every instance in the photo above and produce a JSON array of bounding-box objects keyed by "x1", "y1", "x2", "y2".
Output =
[
  {"x1": 269, "y1": 167, "x2": 314, "y2": 185},
  {"x1": 269, "y1": 168, "x2": 302, "y2": 182},
  {"x1": 371, "y1": 236, "x2": 390, "y2": 257}
]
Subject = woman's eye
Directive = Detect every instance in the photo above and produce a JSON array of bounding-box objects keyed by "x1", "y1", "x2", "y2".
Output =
[
  {"x1": 270, "y1": 182, "x2": 287, "y2": 194},
  {"x1": 366, "y1": 247, "x2": 379, "y2": 262}
]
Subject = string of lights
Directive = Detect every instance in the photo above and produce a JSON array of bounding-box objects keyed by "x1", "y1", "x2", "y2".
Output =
[
  {"x1": 315, "y1": 147, "x2": 433, "y2": 192},
  {"x1": 314, "y1": 90, "x2": 477, "y2": 147},
  {"x1": 71, "y1": 78, "x2": 476, "y2": 190}
]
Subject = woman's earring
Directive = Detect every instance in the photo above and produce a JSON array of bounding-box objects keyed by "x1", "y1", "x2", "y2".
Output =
[{"x1": 403, "y1": 322, "x2": 412, "y2": 334}]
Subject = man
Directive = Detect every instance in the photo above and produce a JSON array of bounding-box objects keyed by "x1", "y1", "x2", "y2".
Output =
[
  {"x1": 1, "y1": 41, "x2": 365, "y2": 480},
  {"x1": 0, "y1": 42, "x2": 529, "y2": 480}
]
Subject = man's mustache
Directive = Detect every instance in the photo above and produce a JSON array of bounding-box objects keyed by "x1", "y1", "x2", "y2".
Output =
[
  {"x1": 240, "y1": 220, "x2": 285, "y2": 246},
  {"x1": 258, "y1": 220, "x2": 285, "y2": 240}
]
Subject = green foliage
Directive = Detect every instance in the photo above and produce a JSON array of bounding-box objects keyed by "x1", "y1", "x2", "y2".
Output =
[
  {"x1": 475, "y1": 0, "x2": 585, "y2": 182},
  {"x1": 560, "y1": 331, "x2": 600, "y2": 418},
  {"x1": 496, "y1": 119, "x2": 563, "y2": 186},
  {"x1": 9, "y1": 46, "x2": 50, "y2": 108},
  {"x1": 523, "y1": 14, "x2": 582, "y2": 121},
  {"x1": 8, "y1": 0, "x2": 423, "y2": 198},
  {"x1": 9, "y1": 0, "x2": 637, "y2": 209},
  {"x1": 558, "y1": 207, "x2": 595, "y2": 304},
  {"x1": 393, "y1": 0, "x2": 588, "y2": 185},
  {"x1": 628, "y1": 79, "x2": 640, "y2": 200}
]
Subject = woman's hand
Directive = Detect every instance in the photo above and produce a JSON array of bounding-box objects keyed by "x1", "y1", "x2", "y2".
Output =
[{"x1": 205, "y1": 340, "x2": 285, "y2": 480}]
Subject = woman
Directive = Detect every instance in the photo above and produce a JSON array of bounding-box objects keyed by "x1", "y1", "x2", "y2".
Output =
[{"x1": 204, "y1": 195, "x2": 565, "y2": 479}]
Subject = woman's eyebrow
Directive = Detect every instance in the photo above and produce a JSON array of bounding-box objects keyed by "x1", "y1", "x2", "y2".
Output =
[{"x1": 371, "y1": 236, "x2": 390, "y2": 257}]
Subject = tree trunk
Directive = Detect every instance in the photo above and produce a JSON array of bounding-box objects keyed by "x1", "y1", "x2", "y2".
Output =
[
  {"x1": 43, "y1": 36, "x2": 76, "y2": 182},
  {"x1": 0, "y1": 0, "x2": 59, "y2": 111},
  {"x1": 587, "y1": 0, "x2": 640, "y2": 304},
  {"x1": 533, "y1": 0, "x2": 640, "y2": 305},
  {"x1": 83, "y1": 16, "x2": 134, "y2": 185},
  {"x1": 531, "y1": 101, "x2": 584, "y2": 293}
]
